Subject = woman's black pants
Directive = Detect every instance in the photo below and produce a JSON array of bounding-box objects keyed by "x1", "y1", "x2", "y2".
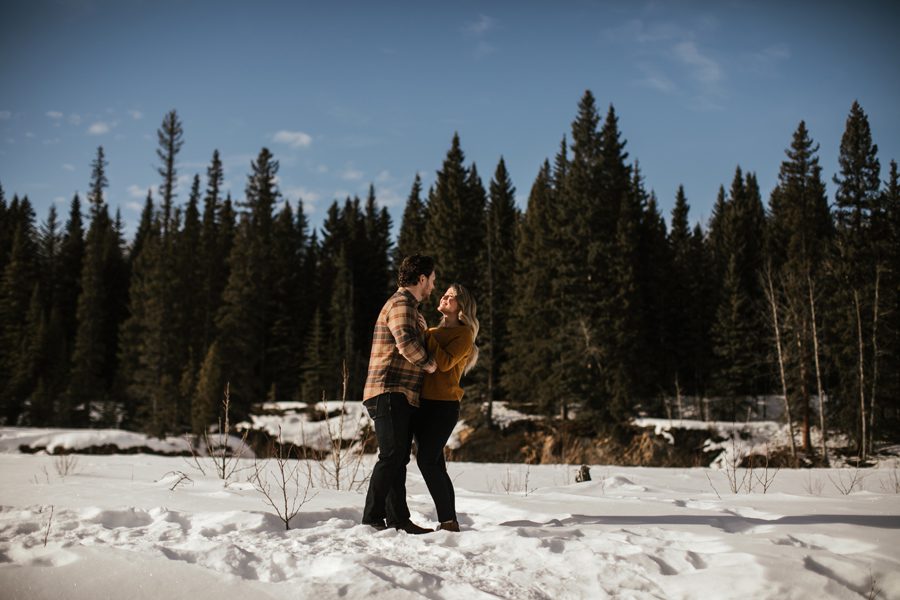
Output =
[{"x1": 414, "y1": 399, "x2": 459, "y2": 523}]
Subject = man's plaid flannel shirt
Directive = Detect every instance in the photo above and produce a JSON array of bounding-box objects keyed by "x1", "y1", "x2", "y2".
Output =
[{"x1": 363, "y1": 288, "x2": 436, "y2": 407}]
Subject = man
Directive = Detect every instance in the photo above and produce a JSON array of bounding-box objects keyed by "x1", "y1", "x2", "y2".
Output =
[{"x1": 361, "y1": 254, "x2": 438, "y2": 534}]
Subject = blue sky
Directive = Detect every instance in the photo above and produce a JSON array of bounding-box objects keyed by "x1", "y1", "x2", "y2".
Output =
[{"x1": 2, "y1": 0, "x2": 898, "y2": 241}]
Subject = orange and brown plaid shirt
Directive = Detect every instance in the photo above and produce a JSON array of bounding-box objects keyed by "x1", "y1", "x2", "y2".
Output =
[{"x1": 363, "y1": 288, "x2": 436, "y2": 407}]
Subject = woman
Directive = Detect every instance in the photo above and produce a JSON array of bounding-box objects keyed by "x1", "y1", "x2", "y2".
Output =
[{"x1": 416, "y1": 283, "x2": 479, "y2": 533}]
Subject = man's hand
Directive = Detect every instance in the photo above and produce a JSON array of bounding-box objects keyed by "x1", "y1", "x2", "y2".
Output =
[
  {"x1": 416, "y1": 313, "x2": 427, "y2": 331},
  {"x1": 424, "y1": 361, "x2": 437, "y2": 374}
]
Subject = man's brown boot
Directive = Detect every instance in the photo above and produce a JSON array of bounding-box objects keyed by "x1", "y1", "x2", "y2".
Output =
[
  {"x1": 436, "y1": 519, "x2": 460, "y2": 532},
  {"x1": 395, "y1": 520, "x2": 431, "y2": 535}
]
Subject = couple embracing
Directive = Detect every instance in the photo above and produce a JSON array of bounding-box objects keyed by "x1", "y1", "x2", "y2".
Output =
[{"x1": 361, "y1": 254, "x2": 478, "y2": 534}]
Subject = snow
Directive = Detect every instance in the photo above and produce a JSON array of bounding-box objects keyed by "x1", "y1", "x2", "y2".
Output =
[
  {"x1": 1, "y1": 428, "x2": 899, "y2": 599},
  {"x1": 243, "y1": 401, "x2": 369, "y2": 451}
]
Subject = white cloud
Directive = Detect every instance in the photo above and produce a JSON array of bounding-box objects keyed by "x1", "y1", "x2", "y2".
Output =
[
  {"x1": 88, "y1": 121, "x2": 111, "y2": 135},
  {"x1": 341, "y1": 167, "x2": 363, "y2": 181},
  {"x1": 54, "y1": 196, "x2": 66, "y2": 204},
  {"x1": 46, "y1": 111, "x2": 64, "y2": 119},
  {"x1": 0, "y1": 111, "x2": 11, "y2": 120},
  {"x1": 128, "y1": 109, "x2": 143, "y2": 120},
  {"x1": 465, "y1": 14, "x2": 495, "y2": 36},
  {"x1": 375, "y1": 170, "x2": 391, "y2": 184},
  {"x1": 673, "y1": 40, "x2": 721, "y2": 84},
  {"x1": 127, "y1": 184, "x2": 149, "y2": 199},
  {"x1": 640, "y1": 74, "x2": 676, "y2": 93},
  {"x1": 316, "y1": 164, "x2": 329, "y2": 174},
  {"x1": 126, "y1": 201, "x2": 144, "y2": 212},
  {"x1": 25, "y1": 132, "x2": 35, "y2": 139},
  {"x1": 68, "y1": 114, "x2": 82, "y2": 125},
  {"x1": 376, "y1": 187, "x2": 405, "y2": 208},
  {"x1": 63, "y1": 163, "x2": 76, "y2": 172},
  {"x1": 744, "y1": 43, "x2": 791, "y2": 75},
  {"x1": 272, "y1": 130, "x2": 313, "y2": 148},
  {"x1": 603, "y1": 19, "x2": 686, "y2": 45},
  {"x1": 283, "y1": 186, "x2": 321, "y2": 204}
]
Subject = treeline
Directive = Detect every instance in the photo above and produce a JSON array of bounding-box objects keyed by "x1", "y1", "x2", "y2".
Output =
[{"x1": 0, "y1": 92, "x2": 897, "y2": 460}]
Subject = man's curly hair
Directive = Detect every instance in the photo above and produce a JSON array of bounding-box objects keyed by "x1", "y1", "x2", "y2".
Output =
[{"x1": 397, "y1": 254, "x2": 435, "y2": 287}]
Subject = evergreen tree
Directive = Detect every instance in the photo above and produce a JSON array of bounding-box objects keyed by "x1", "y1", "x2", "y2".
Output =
[
  {"x1": 178, "y1": 175, "x2": 204, "y2": 364},
  {"x1": 132, "y1": 190, "x2": 154, "y2": 264},
  {"x1": 635, "y1": 170, "x2": 671, "y2": 406},
  {"x1": 710, "y1": 167, "x2": 768, "y2": 417},
  {"x1": 880, "y1": 160, "x2": 900, "y2": 438},
  {"x1": 268, "y1": 200, "x2": 306, "y2": 403},
  {"x1": 505, "y1": 162, "x2": 561, "y2": 415},
  {"x1": 0, "y1": 200, "x2": 39, "y2": 422},
  {"x1": 198, "y1": 150, "x2": 227, "y2": 359},
  {"x1": 119, "y1": 115, "x2": 187, "y2": 435},
  {"x1": 669, "y1": 186, "x2": 699, "y2": 396},
  {"x1": 301, "y1": 307, "x2": 332, "y2": 403},
  {"x1": 484, "y1": 157, "x2": 518, "y2": 413},
  {"x1": 556, "y1": 92, "x2": 606, "y2": 418},
  {"x1": 215, "y1": 148, "x2": 280, "y2": 418},
  {"x1": 68, "y1": 147, "x2": 123, "y2": 425},
  {"x1": 58, "y1": 195, "x2": 85, "y2": 347},
  {"x1": 424, "y1": 134, "x2": 486, "y2": 302},
  {"x1": 157, "y1": 110, "x2": 184, "y2": 235},
  {"x1": 767, "y1": 121, "x2": 832, "y2": 451},
  {"x1": 394, "y1": 174, "x2": 427, "y2": 266},
  {"x1": 829, "y1": 101, "x2": 882, "y2": 456},
  {"x1": 192, "y1": 340, "x2": 225, "y2": 435},
  {"x1": 37, "y1": 205, "x2": 61, "y2": 309},
  {"x1": 362, "y1": 185, "x2": 394, "y2": 334}
]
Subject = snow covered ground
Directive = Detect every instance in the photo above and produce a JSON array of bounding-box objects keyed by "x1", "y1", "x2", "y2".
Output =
[{"x1": 1, "y1": 429, "x2": 899, "y2": 600}]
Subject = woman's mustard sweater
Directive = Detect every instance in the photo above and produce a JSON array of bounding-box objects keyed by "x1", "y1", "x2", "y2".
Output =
[{"x1": 422, "y1": 325, "x2": 474, "y2": 401}]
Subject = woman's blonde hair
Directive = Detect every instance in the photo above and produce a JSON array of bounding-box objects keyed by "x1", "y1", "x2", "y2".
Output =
[{"x1": 440, "y1": 283, "x2": 479, "y2": 375}]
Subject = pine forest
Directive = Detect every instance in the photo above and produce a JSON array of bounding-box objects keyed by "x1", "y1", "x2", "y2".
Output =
[{"x1": 1, "y1": 92, "x2": 898, "y2": 462}]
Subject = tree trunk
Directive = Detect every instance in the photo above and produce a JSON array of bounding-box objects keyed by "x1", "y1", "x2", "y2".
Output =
[
  {"x1": 868, "y1": 266, "x2": 881, "y2": 455},
  {"x1": 795, "y1": 329, "x2": 811, "y2": 452},
  {"x1": 807, "y1": 271, "x2": 828, "y2": 466},
  {"x1": 764, "y1": 266, "x2": 796, "y2": 459},
  {"x1": 853, "y1": 289, "x2": 867, "y2": 460}
]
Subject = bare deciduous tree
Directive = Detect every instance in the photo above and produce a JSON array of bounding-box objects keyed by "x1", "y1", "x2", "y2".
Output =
[
  {"x1": 250, "y1": 426, "x2": 317, "y2": 531},
  {"x1": 185, "y1": 382, "x2": 251, "y2": 485}
]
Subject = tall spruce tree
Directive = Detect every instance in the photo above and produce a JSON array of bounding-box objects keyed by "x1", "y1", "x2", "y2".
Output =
[
  {"x1": 556, "y1": 92, "x2": 605, "y2": 419},
  {"x1": 710, "y1": 167, "x2": 768, "y2": 418},
  {"x1": 767, "y1": 121, "x2": 832, "y2": 452},
  {"x1": 394, "y1": 174, "x2": 427, "y2": 267},
  {"x1": 198, "y1": 150, "x2": 227, "y2": 359},
  {"x1": 830, "y1": 101, "x2": 882, "y2": 457},
  {"x1": 484, "y1": 157, "x2": 518, "y2": 419},
  {"x1": 669, "y1": 186, "x2": 701, "y2": 398},
  {"x1": 880, "y1": 160, "x2": 900, "y2": 438},
  {"x1": 505, "y1": 162, "x2": 562, "y2": 415},
  {"x1": 635, "y1": 172, "x2": 672, "y2": 407},
  {"x1": 157, "y1": 110, "x2": 184, "y2": 235},
  {"x1": 215, "y1": 148, "x2": 280, "y2": 418},
  {"x1": 118, "y1": 112, "x2": 188, "y2": 435},
  {"x1": 0, "y1": 198, "x2": 39, "y2": 422},
  {"x1": 597, "y1": 103, "x2": 639, "y2": 423},
  {"x1": 68, "y1": 147, "x2": 125, "y2": 425},
  {"x1": 425, "y1": 134, "x2": 487, "y2": 303},
  {"x1": 268, "y1": 200, "x2": 307, "y2": 403}
]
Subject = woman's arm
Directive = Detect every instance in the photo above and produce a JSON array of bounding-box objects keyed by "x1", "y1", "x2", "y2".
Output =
[{"x1": 427, "y1": 329, "x2": 473, "y2": 372}]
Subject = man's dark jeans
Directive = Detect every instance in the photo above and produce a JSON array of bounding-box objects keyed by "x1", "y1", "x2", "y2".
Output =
[
  {"x1": 362, "y1": 392, "x2": 416, "y2": 527},
  {"x1": 414, "y1": 399, "x2": 460, "y2": 523}
]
